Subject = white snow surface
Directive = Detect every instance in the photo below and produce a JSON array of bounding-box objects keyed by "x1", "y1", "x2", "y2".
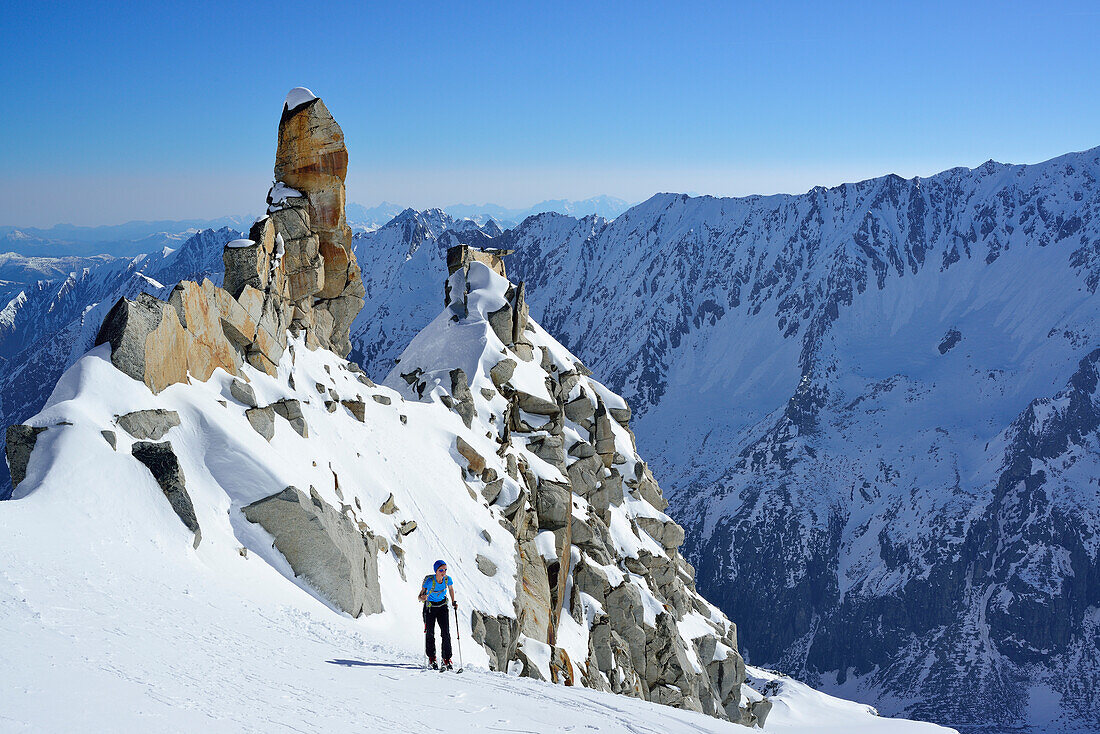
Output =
[
  {"x1": 0, "y1": 263, "x2": 950, "y2": 732},
  {"x1": 283, "y1": 86, "x2": 317, "y2": 112},
  {"x1": 267, "y1": 182, "x2": 304, "y2": 213},
  {"x1": 744, "y1": 667, "x2": 952, "y2": 733}
]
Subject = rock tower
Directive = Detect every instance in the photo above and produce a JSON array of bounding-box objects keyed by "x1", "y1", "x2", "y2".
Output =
[{"x1": 94, "y1": 88, "x2": 364, "y2": 391}]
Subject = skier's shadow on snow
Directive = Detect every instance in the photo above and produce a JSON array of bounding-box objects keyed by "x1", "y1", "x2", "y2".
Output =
[{"x1": 326, "y1": 659, "x2": 423, "y2": 670}]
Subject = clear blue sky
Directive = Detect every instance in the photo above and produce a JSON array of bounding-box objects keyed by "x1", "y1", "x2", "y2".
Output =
[{"x1": 3, "y1": 0, "x2": 1099, "y2": 226}]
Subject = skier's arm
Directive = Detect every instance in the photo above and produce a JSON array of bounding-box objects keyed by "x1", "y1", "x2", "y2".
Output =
[{"x1": 449, "y1": 583, "x2": 457, "y2": 608}]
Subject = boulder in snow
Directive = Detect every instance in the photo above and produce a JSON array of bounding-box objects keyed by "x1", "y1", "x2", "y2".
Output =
[
  {"x1": 245, "y1": 406, "x2": 276, "y2": 441},
  {"x1": 117, "y1": 409, "x2": 180, "y2": 441},
  {"x1": 242, "y1": 486, "x2": 382, "y2": 617},
  {"x1": 455, "y1": 436, "x2": 486, "y2": 475},
  {"x1": 230, "y1": 379, "x2": 257, "y2": 407},
  {"x1": 271, "y1": 399, "x2": 308, "y2": 437},
  {"x1": 475, "y1": 553, "x2": 498, "y2": 577},
  {"x1": 340, "y1": 399, "x2": 366, "y2": 422},
  {"x1": 131, "y1": 441, "x2": 200, "y2": 548},
  {"x1": 5, "y1": 424, "x2": 46, "y2": 491}
]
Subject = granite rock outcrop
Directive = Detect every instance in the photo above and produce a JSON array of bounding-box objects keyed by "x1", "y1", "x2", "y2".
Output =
[
  {"x1": 93, "y1": 89, "x2": 364, "y2": 393},
  {"x1": 388, "y1": 246, "x2": 750, "y2": 722}
]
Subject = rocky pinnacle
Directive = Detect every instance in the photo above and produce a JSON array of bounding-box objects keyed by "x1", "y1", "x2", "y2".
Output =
[
  {"x1": 90, "y1": 89, "x2": 366, "y2": 393},
  {"x1": 269, "y1": 90, "x2": 365, "y2": 356}
]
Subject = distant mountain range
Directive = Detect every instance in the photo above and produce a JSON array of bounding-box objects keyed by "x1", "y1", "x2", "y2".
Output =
[
  {"x1": 1, "y1": 197, "x2": 633, "y2": 259},
  {"x1": 0, "y1": 217, "x2": 255, "y2": 257},
  {"x1": 348, "y1": 197, "x2": 632, "y2": 231},
  {"x1": 441, "y1": 195, "x2": 632, "y2": 225}
]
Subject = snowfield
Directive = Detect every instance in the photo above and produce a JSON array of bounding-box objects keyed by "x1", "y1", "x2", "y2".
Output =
[{"x1": 0, "y1": 338, "x2": 954, "y2": 733}]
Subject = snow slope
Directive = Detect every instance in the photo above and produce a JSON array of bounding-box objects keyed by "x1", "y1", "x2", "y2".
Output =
[{"x1": 0, "y1": 270, "x2": 950, "y2": 731}]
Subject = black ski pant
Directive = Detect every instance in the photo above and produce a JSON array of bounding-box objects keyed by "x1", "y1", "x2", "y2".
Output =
[{"x1": 424, "y1": 602, "x2": 451, "y2": 660}]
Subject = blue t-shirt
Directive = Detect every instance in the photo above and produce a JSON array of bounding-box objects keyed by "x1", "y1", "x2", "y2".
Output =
[{"x1": 422, "y1": 574, "x2": 453, "y2": 603}]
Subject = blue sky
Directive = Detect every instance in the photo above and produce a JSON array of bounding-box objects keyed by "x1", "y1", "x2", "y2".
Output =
[{"x1": 3, "y1": 0, "x2": 1099, "y2": 226}]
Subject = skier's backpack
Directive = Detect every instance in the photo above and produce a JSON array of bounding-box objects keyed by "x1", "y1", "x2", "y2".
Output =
[{"x1": 418, "y1": 574, "x2": 437, "y2": 603}]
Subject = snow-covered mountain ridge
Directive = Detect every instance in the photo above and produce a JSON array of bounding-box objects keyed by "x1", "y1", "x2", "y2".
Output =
[
  {"x1": 338, "y1": 146, "x2": 1100, "y2": 732},
  {"x1": 0, "y1": 311, "x2": 943, "y2": 732}
]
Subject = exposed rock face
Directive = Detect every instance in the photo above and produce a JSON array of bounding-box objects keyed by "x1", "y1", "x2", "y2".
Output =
[
  {"x1": 91, "y1": 90, "x2": 364, "y2": 394},
  {"x1": 242, "y1": 485, "x2": 382, "y2": 617},
  {"x1": 448, "y1": 368, "x2": 477, "y2": 428},
  {"x1": 446, "y1": 245, "x2": 511, "y2": 278},
  {"x1": 130, "y1": 441, "x2": 201, "y2": 548},
  {"x1": 94, "y1": 293, "x2": 191, "y2": 392},
  {"x1": 5, "y1": 424, "x2": 46, "y2": 491},
  {"x1": 168, "y1": 280, "x2": 250, "y2": 378},
  {"x1": 471, "y1": 610, "x2": 520, "y2": 672}
]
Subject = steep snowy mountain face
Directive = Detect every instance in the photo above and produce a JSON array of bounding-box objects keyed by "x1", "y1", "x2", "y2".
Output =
[
  {"x1": 493, "y1": 154, "x2": 1100, "y2": 732},
  {"x1": 338, "y1": 149, "x2": 1100, "y2": 732},
  {"x1": 0, "y1": 253, "x2": 120, "y2": 305},
  {"x1": 0, "y1": 227, "x2": 240, "y2": 497}
]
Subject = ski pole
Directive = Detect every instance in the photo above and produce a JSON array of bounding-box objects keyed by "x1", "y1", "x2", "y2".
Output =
[{"x1": 455, "y1": 602, "x2": 464, "y2": 672}]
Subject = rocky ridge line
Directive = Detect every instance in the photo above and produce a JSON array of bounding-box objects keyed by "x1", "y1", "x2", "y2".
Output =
[{"x1": 385, "y1": 245, "x2": 768, "y2": 725}]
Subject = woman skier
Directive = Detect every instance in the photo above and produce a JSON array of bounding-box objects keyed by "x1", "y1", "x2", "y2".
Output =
[{"x1": 419, "y1": 559, "x2": 458, "y2": 670}]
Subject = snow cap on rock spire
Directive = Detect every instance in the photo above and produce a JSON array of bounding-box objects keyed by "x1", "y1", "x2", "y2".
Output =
[{"x1": 284, "y1": 86, "x2": 318, "y2": 113}]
